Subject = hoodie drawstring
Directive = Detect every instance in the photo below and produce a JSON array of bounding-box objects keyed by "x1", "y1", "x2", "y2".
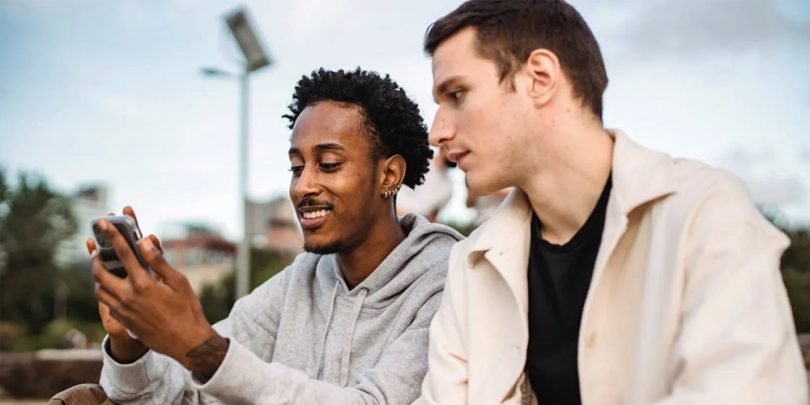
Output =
[
  {"x1": 315, "y1": 282, "x2": 339, "y2": 379},
  {"x1": 339, "y1": 287, "x2": 368, "y2": 386}
]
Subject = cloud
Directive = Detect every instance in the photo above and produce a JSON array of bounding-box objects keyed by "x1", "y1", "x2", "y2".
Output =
[
  {"x1": 718, "y1": 147, "x2": 775, "y2": 176},
  {"x1": 715, "y1": 146, "x2": 809, "y2": 208},
  {"x1": 801, "y1": 148, "x2": 810, "y2": 164},
  {"x1": 584, "y1": 0, "x2": 810, "y2": 58},
  {"x1": 743, "y1": 176, "x2": 807, "y2": 206}
]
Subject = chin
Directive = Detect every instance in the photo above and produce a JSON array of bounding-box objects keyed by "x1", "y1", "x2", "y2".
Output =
[
  {"x1": 303, "y1": 238, "x2": 344, "y2": 254},
  {"x1": 466, "y1": 174, "x2": 501, "y2": 197}
]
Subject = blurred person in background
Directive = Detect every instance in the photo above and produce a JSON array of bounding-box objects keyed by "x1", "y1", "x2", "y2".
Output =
[
  {"x1": 397, "y1": 148, "x2": 455, "y2": 222},
  {"x1": 416, "y1": 0, "x2": 809, "y2": 404},
  {"x1": 89, "y1": 68, "x2": 462, "y2": 404},
  {"x1": 466, "y1": 186, "x2": 511, "y2": 227}
]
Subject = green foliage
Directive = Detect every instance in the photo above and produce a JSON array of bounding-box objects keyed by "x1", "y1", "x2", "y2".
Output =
[
  {"x1": 0, "y1": 318, "x2": 105, "y2": 351},
  {"x1": 776, "y1": 223, "x2": 810, "y2": 333},
  {"x1": 0, "y1": 170, "x2": 78, "y2": 334},
  {"x1": 765, "y1": 210, "x2": 810, "y2": 333},
  {"x1": 199, "y1": 271, "x2": 235, "y2": 324},
  {"x1": 250, "y1": 249, "x2": 294, "y2": 289},
  {"x1": 783, "y1": 268, "x2": 810, "y2": 333}
]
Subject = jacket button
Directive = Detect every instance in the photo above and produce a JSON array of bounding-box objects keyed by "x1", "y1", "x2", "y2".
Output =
[{"x1": 586, "y1": 331, "x2": 597, "y2": 348}]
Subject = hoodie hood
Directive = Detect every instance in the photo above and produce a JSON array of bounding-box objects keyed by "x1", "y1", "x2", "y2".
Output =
[{"x1": 315, "y1": 213, "x2": 463, "y2": 306}]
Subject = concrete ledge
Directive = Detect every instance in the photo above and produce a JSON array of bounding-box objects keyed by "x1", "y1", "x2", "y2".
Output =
[
  {"x1": 0, "y1": 349, "x2": 102, "y2": 399},
  {"x1": 1, "y1": 335, "x2": 809, "y2": 399}
]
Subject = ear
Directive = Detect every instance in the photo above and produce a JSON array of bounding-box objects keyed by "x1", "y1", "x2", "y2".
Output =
[
  {"x1": 379, "y1": 154, "x2": 406, "y2": 196},
  {"x1": 523, "y1": 49, "x2": 561, "y2": 108}
]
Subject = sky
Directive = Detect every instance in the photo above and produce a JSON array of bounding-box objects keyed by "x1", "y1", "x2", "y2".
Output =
[{"x1": 1, "y1": 0, "x2": 809, "y2": 240}]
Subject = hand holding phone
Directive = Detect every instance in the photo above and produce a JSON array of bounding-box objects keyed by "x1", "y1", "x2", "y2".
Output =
[
  {"x1": 91, "y1": 215, "x2": 150, "y2": 278},
  {"x1": 91, "y1": 214, "x2": 154, "y2": 340}
]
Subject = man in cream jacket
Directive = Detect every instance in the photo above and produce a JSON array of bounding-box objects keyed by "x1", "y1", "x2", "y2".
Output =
[{"x1": 416, "y1": 0, "x2": 809, "y2": 404}]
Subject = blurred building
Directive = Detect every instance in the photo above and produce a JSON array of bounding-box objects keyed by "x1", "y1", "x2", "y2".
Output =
[
  {"x1": 162, "y1": 196, "x2": 301, "y2": 292},
  {"x1": 57, "y1": 185, "x2": 109, "y2": 266},
  {"x1": 246, "y1": 196, "x2": 302, "y2": 255},
  {"x1": 162, "y1": 223, "x2": 236, "y2": 293}
]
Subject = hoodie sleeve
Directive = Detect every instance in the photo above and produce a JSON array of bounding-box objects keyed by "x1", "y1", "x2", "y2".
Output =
[
  {"x1": 194, "y1": 290, "x2": 444, "y2": 405},
  {"x1": 99, "y1": 267, "x2": 290, "y2": 404}
]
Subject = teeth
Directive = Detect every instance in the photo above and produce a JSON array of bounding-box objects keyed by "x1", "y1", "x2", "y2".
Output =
[{"x1": 302, "y1": 209, "x2": 329, "y2": 219}]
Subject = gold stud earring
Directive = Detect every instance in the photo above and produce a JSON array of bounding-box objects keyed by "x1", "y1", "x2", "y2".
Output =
[{"x1": 382, "y1": 185, "x2": 401, "y2": 199}]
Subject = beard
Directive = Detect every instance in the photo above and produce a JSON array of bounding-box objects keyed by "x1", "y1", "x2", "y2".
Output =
[{"x1": 303, "y1": 238, "x2": 345, "y2": 255}]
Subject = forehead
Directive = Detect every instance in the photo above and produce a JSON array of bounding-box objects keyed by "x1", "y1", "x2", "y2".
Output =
[
  {"x1": 431, "y1": 27, "x2": 498, "y2": 91},
  {"x1": 290, "y1": 101, "x2": 372, "y2": 154}
]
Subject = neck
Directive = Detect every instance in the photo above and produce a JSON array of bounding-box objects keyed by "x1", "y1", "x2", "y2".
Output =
[
  {"x1": 336, "y1": 208, "x2": 405, "y2": 289},
  {"x1": 521, "y1": 118, "x2": 613, "y2": 245}
]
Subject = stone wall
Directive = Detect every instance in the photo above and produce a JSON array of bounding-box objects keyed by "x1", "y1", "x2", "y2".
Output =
[
  {"x1": 1, "y1": 337, "x2": 809, "y2": 399},
  {"x1": 0, "y1": 349, "x2": 101, "y2": 399}
]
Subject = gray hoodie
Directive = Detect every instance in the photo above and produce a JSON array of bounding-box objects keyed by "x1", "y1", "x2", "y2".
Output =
[{"x1": 100, "y1": 214, "x2": 463, "y2": 404}]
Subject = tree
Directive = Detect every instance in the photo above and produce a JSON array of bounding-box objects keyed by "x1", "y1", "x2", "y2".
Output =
[
  {"x1": 0, "y1": 169, "x2": 77, "y2": 334},
  {"x1": 766, "y1": 211, "x2": 810, "y2": 333},
  {"x1": 779, "y1": 226, "x2": 810, "y2": 333}
]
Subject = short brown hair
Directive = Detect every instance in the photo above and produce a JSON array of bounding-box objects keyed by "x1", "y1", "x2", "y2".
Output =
[{"x1": 425, "y1": 0, "x2": 608, "y2": 120}]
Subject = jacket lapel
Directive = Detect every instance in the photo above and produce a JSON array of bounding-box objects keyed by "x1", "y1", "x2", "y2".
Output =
[
  {"x1": 469, "y1": 188, "x2": 533, "y2": 322},
  {"x1": 465, "y1": 189, "x2": 533, "y2": 402},
  {"x1": 592, "y1": 130, "x2": 678, "y2": 280}
]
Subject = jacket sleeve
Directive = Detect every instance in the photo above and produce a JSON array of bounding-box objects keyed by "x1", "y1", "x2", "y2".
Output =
[
  {"x1": 415, "y1": 244, "x2": 470, "y2": 405},
  {"x1": 99, "y1": 268, "x2": 289, "y2": 404},
  {"x1": 655, "y1": 176, "x2": 809, "y2": 405},
  {"x1": 193, "y1": 289, "x2": 444, "y2": 404}
]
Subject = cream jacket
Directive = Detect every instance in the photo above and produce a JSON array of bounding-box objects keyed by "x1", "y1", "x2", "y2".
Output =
[{"x1": 417, "y1": 131, "x2": 808, "y2": 405}]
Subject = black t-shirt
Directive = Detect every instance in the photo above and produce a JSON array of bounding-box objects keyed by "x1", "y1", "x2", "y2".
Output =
[{"x1": 525, "y1": 176, "x2": 612, "y2": 404}]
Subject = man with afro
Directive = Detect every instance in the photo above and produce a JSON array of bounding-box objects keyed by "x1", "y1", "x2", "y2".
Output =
[{"x1": 90, "y1": 68, "x2": 463, "y2": 404}]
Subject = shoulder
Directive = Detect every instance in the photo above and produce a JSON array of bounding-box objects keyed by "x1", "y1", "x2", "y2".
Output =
[
  {"x1": 662, "y1": 158, "x2": 787, "y2": 248},
  {"x1": 668, "y1": 158, "x2": 762, "y2": 223}
]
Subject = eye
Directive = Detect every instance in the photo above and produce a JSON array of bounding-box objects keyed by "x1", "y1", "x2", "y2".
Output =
[
  {"x1": 449, "y1": 89, "x2": 465, "y2": 104},
  {"x1": 319, "y1": 162, "x2": 342, "y2": 172},
  {"x1": 289, "y1": 165, "x2": 303, "y2": 176}
]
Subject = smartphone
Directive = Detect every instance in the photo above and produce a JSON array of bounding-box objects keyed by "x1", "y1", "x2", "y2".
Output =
[{"x1": 91, "y1": 215, "x2": 150, "y2": 278}]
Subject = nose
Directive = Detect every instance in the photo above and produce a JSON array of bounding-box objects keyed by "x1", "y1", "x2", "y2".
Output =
[
  {"x1": 428, "y1": 107, "x2": 455, "y2": 147},
  {"x1": 290, "y1": 165, "x2": 320, "y2": 201}
]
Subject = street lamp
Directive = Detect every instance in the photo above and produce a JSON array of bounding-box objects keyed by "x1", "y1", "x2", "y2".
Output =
[{"x1": 201, "y1": 7, "x2": 272, "y2": 299}]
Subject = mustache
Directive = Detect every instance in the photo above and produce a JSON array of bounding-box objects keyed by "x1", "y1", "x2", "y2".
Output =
[{"x1": 296, "y1": 198, "x2": 334, "y2": 211}]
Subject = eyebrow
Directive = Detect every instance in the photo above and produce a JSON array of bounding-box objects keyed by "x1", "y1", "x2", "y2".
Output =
[
  {"x1": 288, "y1": 143, "x2": 345, "y2": 156},
  {"x1": 433, "y1": 76, "x2": 464, "y2": 102}
]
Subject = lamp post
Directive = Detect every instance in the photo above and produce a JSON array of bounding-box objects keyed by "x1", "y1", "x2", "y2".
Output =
[{"x1": 201, "y1": 7, "x2": 271, "y2": 299}]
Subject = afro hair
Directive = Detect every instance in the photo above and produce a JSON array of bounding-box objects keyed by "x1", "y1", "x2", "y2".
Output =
[{"x1": 282, "y1": 67, "x2": 433, "y2": 189}]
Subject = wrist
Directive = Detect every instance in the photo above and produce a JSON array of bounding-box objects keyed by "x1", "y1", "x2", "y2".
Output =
[
  {"x1": 182, "y1": 330, "x2": 230, "y2": 382},
  {"x1": 108, "y1": 335, "x2": 148, "y2": 364}
]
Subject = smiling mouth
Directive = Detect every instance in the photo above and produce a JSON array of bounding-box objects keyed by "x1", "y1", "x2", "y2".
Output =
[
  {"x1": 298, "y1": 208, "x2": 332, "y2": 230},
  {"x1": 302, "y1": 209, "x2": 329, "y2": 219}
]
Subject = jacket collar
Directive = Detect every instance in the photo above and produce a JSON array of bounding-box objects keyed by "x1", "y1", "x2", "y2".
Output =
[
  {"x1": 467, "y1": 129, "x2": 677, "y2": 258},
  {"x1": 608, "y1": 129, "x2": 677, "y2": 216}
]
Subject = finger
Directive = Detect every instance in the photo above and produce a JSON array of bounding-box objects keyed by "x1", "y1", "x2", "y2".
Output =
[
  {"x1": 98, "y1": 219, "x2": 153, "y2": 289},
  {"x1": 141, "y1": 237, "x2": 184, "y2": 290},
  {"x1": 98, "y1": 301, "x2": 111, "y2": 319},
  {"x1": 94, "y1": 282, "x2": 124, "y2": 311},
  {"x1": 91, "y1": 248, "x2": 130, "y2": 298},
  {"x1": 123, "y1": 206, "x2": 141, "y2": 232},
  {"x1": 86, "y1": 237, "x2": 97, "y2": 254},
  {"x1": 147, "y1": 234, "x2": 163, "y2": 254}
]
